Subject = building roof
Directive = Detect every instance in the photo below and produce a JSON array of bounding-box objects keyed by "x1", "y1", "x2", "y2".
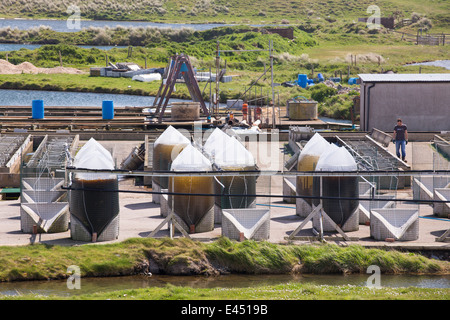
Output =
[{"x1": 358, "y1": 73, "x2": 450, "y2": 83}]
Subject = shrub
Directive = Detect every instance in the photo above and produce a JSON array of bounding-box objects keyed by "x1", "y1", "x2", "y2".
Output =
[{"x1": 309, "y1": 84, "x2": 337, "y2": 102}]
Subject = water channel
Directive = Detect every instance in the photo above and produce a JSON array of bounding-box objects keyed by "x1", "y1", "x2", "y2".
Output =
[
  {"x1": 405, "y1": 60, "x2": 450, "y2": 70},
  {"x1": 0, "y1": 18, "x2": 231, "y2": 33},
  {"x1": 0, "y1": 43, "x2": 127, "y2": 52},
  {"x1": 0, "y1": 273, "x2": 449, "y2": 297},
  {"x1": 1, "y1": 89, "x2": 162, "y2": 107}
]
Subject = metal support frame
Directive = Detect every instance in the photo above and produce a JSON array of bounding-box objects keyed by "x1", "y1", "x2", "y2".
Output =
[
  {"x1": 147, "y1": 211, "x2": 191, "y2": 239},
  {"x1": 64, "y1": 167, "x2": 449, "y2": 179},
  {"x1": 147, "y1": 176, "x2": 191, "y2": 239},
  {"x1": 153, "y1": 54, "x2": 209, "y2": 123}
]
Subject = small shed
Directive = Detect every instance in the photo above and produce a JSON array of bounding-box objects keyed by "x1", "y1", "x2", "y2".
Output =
[{"x1": 358, "y1": 73, "x2": 450, "y2": 132}]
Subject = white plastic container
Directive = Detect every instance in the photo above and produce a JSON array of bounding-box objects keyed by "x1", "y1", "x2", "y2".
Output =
[
  {"x1": 152, "y1": 126, "x2": 191, "y2": 191},
  {"x1": 296, "y1": 133, "x2": 330, "y2": 217},
  {"x1": 132, "y1": 73, "x2": 162, "y2": 82}
]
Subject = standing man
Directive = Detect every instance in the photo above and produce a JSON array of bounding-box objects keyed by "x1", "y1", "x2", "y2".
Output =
[{"x1": 393, "y1": 118, "x2": 408, "y2": 162}]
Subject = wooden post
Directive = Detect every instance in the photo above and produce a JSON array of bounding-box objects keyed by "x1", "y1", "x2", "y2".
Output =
[
  {"x1": 145, "y1": 57, "x2": 147, "y2": 69},
  {"x1": 5, "y1": 53, "x2": 8, "y2": 62},
  {"x1": 59, "y1": 50, "x2": 62, "y2": 67},
  {"x1": 106, "y1": 54, "x2": 108, "y2": 67}
]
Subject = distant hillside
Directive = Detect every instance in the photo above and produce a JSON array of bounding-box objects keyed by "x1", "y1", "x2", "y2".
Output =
[{"x1": 0, "y1": 0, "x2": 448, "y2": 29}]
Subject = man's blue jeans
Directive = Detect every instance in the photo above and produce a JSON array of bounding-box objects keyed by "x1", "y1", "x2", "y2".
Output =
[{"x1": 395, "y1": 140, "x2": 406, "y2": 160}]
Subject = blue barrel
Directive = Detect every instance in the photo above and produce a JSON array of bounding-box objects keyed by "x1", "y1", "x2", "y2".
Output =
[
  {"x1": 102, "y1": 100, "x2": 114, "y2": 120},
  {"x1": 297, "y1": 74, "x2": 308, "y2": 88},
  {"x1": 348, "y1": 77, "x2": 358, "y2": 85},
  {"x1": 317, "y1": 73, "x2": 324, "y2": 82},
  {"x1": 32, "y1": 100, "x2": 44, "y2": 119},
  {"x1": 180, "y1": 62, "x2": 188, "y2": 73}
]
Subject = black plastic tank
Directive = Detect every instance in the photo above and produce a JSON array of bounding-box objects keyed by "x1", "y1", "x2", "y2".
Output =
[{"x1": 70, "y1": 177, "x2": 119, "y2": 235}]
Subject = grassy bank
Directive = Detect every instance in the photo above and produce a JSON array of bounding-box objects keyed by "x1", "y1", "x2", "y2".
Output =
[
  {"x1": 1, "y1": 237, "x2": 449, "y2": 300},
  {"x1": 0, "y1": 238, "x2": 447, "y2": 283}
]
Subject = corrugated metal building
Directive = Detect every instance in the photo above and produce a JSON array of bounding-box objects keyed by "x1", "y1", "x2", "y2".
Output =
[{"x1": 359, "y1": 73, "x2": 450, "y2": 132}]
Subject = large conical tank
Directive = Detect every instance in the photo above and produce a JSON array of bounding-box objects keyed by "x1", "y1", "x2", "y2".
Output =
[
  {"x1": 153, "y1": 126, "x2": 190, "y2": 189},
  {"x1": 212, "y1": 136, "x2": 257, "y2": 210},
  {"x1": 313, "y1": 146, "x2": 359, "y2": 228},
  {"x1": 296, "y1": 133, "x2": 330, "y2": 205},
  {"x1": 169, "y1": 144, "x2": 214, "y2": 230},
  {"x1": 69, "y1": 139, "x2": 119, "y2": 238},
  {"x1": 203, "y1": 127, "x2": 230, "y2": 157}
]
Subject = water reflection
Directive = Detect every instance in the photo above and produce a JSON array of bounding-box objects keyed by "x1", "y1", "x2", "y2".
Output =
[{"x1": 1, "y1": 274, "x2": 449, "y2": 297}]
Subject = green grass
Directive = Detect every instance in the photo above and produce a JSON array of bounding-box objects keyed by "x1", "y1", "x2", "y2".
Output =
[
  {"x1": 0, "y1": 238, "x2": 446, "y2": 283},
  {"x1": 2, "y1": 282, "x2": 449, "y2": 300}
]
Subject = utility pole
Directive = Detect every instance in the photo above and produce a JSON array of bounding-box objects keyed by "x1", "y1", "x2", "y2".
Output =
[
  {"x1": 215, "y1": 41, "x2": 220, "y2": 119},
  {"x1": 269, "y1": 40, "x2": 276, "y2": 129}
]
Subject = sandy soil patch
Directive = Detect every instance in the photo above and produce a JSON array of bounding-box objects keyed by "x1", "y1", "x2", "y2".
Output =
[{"x1": 0, "y1": 59, "x2": 86, "y2": 74}]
